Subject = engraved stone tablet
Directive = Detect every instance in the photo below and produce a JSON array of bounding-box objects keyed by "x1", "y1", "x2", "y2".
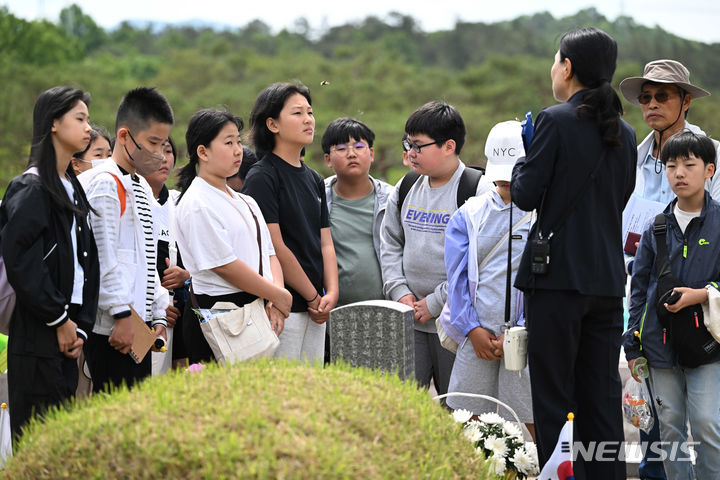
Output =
[{"x1": 328, "y1": 300, "x2": 414, "y2": 380}]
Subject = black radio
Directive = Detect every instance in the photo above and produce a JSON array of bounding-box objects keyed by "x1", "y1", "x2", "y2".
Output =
[{"x1": 530, "y1": 237, "x2": 550, "y2": 275}]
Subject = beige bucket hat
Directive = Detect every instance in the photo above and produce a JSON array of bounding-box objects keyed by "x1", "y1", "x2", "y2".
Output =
[{"x1": 619, "y1": 59, "x2": 710, "y2": 106}]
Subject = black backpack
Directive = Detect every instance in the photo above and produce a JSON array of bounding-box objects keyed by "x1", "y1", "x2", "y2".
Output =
[
  {"x1": 653, "y1": 213, "x2": 720, "y2": 368},
  {"x1": 396, "y1": 166, "x2": 484, "y2": 210}
]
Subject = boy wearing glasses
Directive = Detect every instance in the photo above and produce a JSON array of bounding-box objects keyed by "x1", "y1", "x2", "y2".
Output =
[
  {"x1": 79, "y1": 87, "x2": 173, "y2": 392},
  {"x1": 380, "y1": 101, "x2": 489, "y2": 397},
  {"x1": 322, "y1": 118, "x2": 392, "y2": 307}
]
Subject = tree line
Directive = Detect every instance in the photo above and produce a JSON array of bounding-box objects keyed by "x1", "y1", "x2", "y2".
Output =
[{"x1": 1, "y1": 5, "x2": 719, "y2": 189}]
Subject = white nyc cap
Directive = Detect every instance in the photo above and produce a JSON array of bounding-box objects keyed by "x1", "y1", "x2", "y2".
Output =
[{"x1": 484, "y1": 120, "x2": 525, "y2": 182}]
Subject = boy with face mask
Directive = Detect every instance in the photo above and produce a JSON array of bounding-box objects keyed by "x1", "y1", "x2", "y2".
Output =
[{"x1": 79, "y1": 87, "x2": 174, "y2": 392}]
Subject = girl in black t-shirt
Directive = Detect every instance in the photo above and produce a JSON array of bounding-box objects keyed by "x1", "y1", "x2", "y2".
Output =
[{"x1": 242, "y1": 83, "x2": 339, "y2": 363}]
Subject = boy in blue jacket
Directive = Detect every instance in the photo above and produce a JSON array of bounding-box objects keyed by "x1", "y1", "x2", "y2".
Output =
[{"x1": 624, "y1": 131, "x2": 720, "y2": 479}]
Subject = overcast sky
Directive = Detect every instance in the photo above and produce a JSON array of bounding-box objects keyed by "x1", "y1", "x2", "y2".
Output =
[{"x1": 3, "y1": 0, "x2": 720, "y2": 44}]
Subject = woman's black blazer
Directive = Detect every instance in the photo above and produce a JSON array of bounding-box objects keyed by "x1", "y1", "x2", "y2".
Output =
[{"x1": 511, "y1": 90, "x2": 638, "y2": 297}]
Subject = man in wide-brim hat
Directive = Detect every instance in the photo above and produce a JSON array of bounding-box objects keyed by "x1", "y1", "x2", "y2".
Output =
[
  {"x1": 620, "y1": 59, "x2": 720, "y2": 480},
  {"x1": 619, "y1": 59, "x2": 719, "y2": 204}
]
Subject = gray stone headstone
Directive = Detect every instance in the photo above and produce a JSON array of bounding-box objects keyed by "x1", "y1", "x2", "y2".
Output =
[{"x1": 328, "y1": 300, "x2": 414, "y2": 380}]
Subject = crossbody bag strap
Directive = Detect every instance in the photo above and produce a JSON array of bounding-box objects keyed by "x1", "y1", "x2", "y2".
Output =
[
  {"x1": 237, "y1": 195, "x2": 263, "y2": 277},
  {"x1": 505, "y1": 202, "x2": 513, "y2": 329},
  {"x1": 478, "y1": 211, "x2": 533, "y2": 271},
  {"x1": 190, "y1": 194, "x2": 265, "y2": 311},
  {"x1": 537, "y1": 150, "x2": 606, "y2": 240}
]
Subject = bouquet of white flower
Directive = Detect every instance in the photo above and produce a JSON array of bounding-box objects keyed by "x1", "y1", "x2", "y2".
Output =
[{"x1": 452, "y1": 409, "x2": 539, "y2": 479}]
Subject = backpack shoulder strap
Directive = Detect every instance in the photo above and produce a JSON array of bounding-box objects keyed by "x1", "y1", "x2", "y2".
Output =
[
  {"x1": 653, "y1": 213, "x2": 670, "y2": 277},
  {"x1": 106, "y1": 173, "x2": 126, "y2": 217},
  {"x1": 396, "y1": 171, "x2": 421, "y2": 210},
  {"x1": 456, "y1": 167, "x2": 483, "y2": 208}
]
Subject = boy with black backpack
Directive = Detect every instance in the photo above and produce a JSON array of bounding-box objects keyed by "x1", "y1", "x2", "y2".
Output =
[
  {"x1": 624, "y1": 131, "x2": 720, "y2": 479},
  {"x1": 380, "y1": 101, "x2": 489, "y2": 396}
]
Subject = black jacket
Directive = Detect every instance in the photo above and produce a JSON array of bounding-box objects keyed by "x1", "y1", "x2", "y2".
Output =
[
  {"x1": 511, "y1": 90, "x2": 637, "y2": 296},
  {"x1": 0, "y1": 171, "x2": 99, "y2": 357}
]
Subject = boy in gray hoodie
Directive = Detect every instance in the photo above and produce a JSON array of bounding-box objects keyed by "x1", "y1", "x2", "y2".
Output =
[{"x1": 380, "y1": 101, "x2": 489, "y2": 396}]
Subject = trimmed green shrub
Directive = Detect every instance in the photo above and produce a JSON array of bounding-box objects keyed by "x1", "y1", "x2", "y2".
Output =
[{"x1": 4, "y1": 360, "x2": 489, "y2": 479}]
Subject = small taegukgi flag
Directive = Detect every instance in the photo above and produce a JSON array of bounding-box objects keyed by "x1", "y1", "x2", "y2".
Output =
[
  {"x1": 0, "y1": 403, "x2": 12, "y2": 466},
  {"x1": 538, "y1": 412, "x2": 574, "y2": 480}
]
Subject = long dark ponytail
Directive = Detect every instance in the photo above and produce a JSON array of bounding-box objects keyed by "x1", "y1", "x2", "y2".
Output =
[
  {"x1": 29, "y1": 86, "x2": 91, "y2": 213},
  {"x1": 559, "y1": 27, "x2": 623, "y2": 147},
  {"x1": 177, "y1": 109, "x2": 243, "y2": 201}
]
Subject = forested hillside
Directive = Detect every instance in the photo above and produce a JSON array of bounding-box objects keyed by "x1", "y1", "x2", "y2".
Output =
[{"x1": 2, "y1": 5, "x2": 719, "y2": 188}]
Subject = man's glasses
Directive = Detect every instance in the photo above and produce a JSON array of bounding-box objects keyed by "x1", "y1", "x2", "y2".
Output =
[
  {"x1": 331, "y1": 142, "x2": 368, "y2": 155},
  {"x1": 637, "y1": 90, "x2": 682, "y2": 105},
  {"x1": 402, "y1": 138, "x2": 439, "y2": 154},
  {"x1": 127, "y1": 130, "x2": 165, "y2": 161}
]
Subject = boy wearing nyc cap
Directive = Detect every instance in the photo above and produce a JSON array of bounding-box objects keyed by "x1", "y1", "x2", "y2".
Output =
[{"x1": 444, "y1": 121, "x2": 534, "y2": 434}]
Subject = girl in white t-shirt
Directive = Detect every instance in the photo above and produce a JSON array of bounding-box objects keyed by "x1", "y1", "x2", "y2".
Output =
[{"x1": 174, "y1": 109, "x2": 292, "y2": 363}]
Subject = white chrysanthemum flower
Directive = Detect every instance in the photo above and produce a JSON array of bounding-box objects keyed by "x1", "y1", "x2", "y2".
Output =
[
  {"x1": 463, "y1": 423, "x2": 480, "y2": 440},
  {"x1": 511, "y1": 447, "x2": 537, "y2": 475},
  {"x1": 452, "y1": 408, "x2": 473, "y2": 424},
  {"x1": 488, "y1": 454, "x2": 507, "y2": 475},
  {"x1": 484, "y1": 435, "x2": 508, "y2": 458},
  {"x1": 503, "y1": 421, "x2": 523, "y2": 439},
  {"x1": 524, "y1": 441, "x2": 538, "y2": 463},
  {"x1": 479, "y1": 412, "x2": 504, "y2": 425}
]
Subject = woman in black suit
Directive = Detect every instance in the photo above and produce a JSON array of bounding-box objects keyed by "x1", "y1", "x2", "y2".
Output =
[
  {"x1": 0, "y1": 87, "x2": 100, "y2": 440},
  {"x1": 511, "y1": 28, "x2": 637, "y2": 479}
]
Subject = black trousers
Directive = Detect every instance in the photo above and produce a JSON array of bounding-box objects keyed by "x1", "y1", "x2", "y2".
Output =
[
  {"x1": 526, "y1": 290, "x2": 625, "y2": 480},
  {"x1": 8, "y1": 352, "x2": 77, "y2": 440},
  {"x1": 84, "y1": 332, "x2": 151, "y2": 393}
]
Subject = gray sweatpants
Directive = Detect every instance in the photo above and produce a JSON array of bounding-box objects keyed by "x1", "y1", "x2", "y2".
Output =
[
  {"x1": 447, "y1": 336, "x2": 533, "y2": 423},
  {"x1": 415, "y1": 330, "x2": 455, "y2": 395}
]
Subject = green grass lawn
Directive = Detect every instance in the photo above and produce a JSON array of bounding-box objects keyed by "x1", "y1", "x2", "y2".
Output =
[{"x1": 4, "y1": 359, "x2": 490, "y2": 479}]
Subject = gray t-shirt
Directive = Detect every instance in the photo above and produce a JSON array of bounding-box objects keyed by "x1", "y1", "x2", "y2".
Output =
[
  {"x1": 330, "y1": 188, "x2": 384, "y2": 305},
  {"x1": 380, "y1": 162, "x2": 491, "y2": 332}
]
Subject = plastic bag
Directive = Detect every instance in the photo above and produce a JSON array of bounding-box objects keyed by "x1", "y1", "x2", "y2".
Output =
[{"x1": 622, "y1": 377, "x2": 654, "y2": 433}]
